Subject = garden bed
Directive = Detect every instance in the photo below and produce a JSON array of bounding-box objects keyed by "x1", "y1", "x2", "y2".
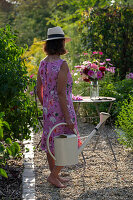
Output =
[
  {"x1": 0, "y1": 158, "x2": 23, "y2": 200},
  {"x1": 34, "y1": 120, "x2": 133, "y2": 200}
]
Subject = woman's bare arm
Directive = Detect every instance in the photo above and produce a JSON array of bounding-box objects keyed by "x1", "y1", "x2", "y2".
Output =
[
  {"x1": 37, "y1": 71, "x2": 43, "y2": 106},
  {"x1": 57, "y1": 61, "x2": 74, "y2": 130}
]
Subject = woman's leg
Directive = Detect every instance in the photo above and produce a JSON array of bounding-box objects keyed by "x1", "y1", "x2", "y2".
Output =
[
  {"x1": 47, "y1": 165, "x2": 66, "y2": 187},
  {"x1": 47, "y1": 153, "x2": 69, "y2": 187},
  {"x1": 47, "y1": 153, "x2": 55, "y2": 172},
  {"x1": 47, "y1": 153, "x2": 66, "y2": 187}
]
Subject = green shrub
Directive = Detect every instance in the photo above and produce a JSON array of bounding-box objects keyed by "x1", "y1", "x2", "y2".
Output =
[
  {"x1": 0, "y1": 25, "x2": 38, "y2": 141},
  {"x1": 115, "y1": 95, "x2": 133, "y2": 150},
  {"x1": 0, "y1": 112, "x2": 21, "y2": 178},
  {"x1": 83, "y1": 5, "x2": 133, "y2": 79},
  {"x1": 0, "y1": 25, "x2": 28, "y2": 108},
  {"x1": 100, "y1": 78, "x2": 133, "y2": 118}
]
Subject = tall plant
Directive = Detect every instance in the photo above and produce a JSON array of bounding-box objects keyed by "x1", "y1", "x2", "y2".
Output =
[
  {"x1": 115, "y1": 95, "x2": 133, "y2": 150},
  {"x1": 0, "y1": 25, "x2": 38, "y2": 141}
]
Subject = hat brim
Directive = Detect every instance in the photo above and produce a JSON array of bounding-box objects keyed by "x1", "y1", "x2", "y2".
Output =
[{"x1": 43, "y1": 37, "x2": 71, "y2": 43}]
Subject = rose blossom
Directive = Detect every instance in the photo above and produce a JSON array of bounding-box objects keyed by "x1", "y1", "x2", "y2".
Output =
[
  {"x1": 90, "y1": 63, "x2": 98, "y2": 69},
  {"x1": 99, "y1": 67, "x2": 106, "y2": 72},
  {"x1": 106, "y1": 59, "x2": 111, "y2": 61},
  {"x1": 83, "y1": 67, "x2": 90, "y2": 75}
]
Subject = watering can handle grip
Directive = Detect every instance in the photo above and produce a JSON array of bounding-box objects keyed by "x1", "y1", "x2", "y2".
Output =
[{"x1": 46, "y1": 122, "x2": 77, "y2": 160}]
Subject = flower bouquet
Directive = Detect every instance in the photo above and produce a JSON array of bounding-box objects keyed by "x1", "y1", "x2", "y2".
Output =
[{"x1": 74, "y1": 51, "x2": 115, "y2": 99}]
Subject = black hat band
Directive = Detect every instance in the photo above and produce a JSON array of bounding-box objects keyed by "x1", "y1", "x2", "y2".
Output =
[{"x1": 48, "y1": 34, "x2": 65, "y2": 39}]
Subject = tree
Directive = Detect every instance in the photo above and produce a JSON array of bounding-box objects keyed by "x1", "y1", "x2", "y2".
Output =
[
  {"x1": 47, "y1": 0, "x2": 133, "y2": 78},
  {"x1": 82, "y1": 5, "x2": 133, "y2": 79},
  {"x1": 0, "y1": 25, "x2": 37, "y2": 140},
  {"x1": 0, "y1": 0, "x2": 14, "y2": 27},
  {"x1": 9, "y1": 0, "x2": 59, "y2": 46}
]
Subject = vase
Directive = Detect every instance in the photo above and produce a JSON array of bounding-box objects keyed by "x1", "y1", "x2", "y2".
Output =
[{"x1": 90, "y1": 80, "x2": 99, "y2": 99}]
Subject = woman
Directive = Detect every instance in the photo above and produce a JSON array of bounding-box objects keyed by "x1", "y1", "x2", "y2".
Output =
[{"x1": 37, "y1": 26, "x2": 81, "y2": 188}]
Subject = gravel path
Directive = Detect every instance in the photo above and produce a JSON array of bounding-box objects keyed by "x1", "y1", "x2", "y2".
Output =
[{"x1": 34, "y1": 120, "x2": 133, "y2": 200}]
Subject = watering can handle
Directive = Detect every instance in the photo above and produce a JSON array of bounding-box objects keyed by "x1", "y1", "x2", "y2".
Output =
[{"x1": 46, "y1": 122, "x2": 77, "y2": 160}]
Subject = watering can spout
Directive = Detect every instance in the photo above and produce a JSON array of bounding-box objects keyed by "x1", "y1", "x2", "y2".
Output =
[{"x1": 78, "y1": 112, "x2": 110, "y2": 155}]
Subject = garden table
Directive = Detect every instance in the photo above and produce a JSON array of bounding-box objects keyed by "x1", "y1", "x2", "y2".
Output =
[
  {"x1": 73, "y1": 96, "x2": 117, "y2": 164},
  {"x1": 73, "y1": 96, "x2": 116, "y2": 116}
]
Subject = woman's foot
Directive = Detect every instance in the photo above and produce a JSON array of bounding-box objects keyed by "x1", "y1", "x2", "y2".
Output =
[
  {"x1": 47, "y1": 174, "x2": 66, "y2": 188},
  {"x1": 57, "y1": 176, "x2": 70, "y2": 183}
]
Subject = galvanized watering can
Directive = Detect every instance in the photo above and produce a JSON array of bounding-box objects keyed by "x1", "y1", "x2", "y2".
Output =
[{"x1": 47, "y1": 112, "x2": 110, "y2": 166}]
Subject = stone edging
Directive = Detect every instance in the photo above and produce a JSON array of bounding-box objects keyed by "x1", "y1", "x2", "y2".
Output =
[{"x1": 22, "y1": 131, "x2": 35, "y2": 200}]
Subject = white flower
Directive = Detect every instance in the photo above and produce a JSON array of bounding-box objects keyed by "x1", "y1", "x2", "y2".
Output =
[
  {"x1": 50, "y1": 117, "x2": 56, "y2": 124},
  {"x1": 74, "y1": 73, "x2": 78, "y2": 76},
  {"x1": 43, "y1": 107, "x2": 47, "y2": 115},
  {"x1": 83, "y1": 61, "x2": 88, "y2": 65},
  {"x1": 50, "y1": 90, "x2": 54, "y2": 95}
]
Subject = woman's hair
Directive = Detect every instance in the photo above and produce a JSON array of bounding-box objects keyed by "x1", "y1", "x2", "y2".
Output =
[{"x1": 44, "y1": 39, "x2": 67, "y2": 55}]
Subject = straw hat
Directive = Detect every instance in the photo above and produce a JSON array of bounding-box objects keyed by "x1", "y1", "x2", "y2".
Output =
[{"x1": 44, "y1": 26, "x2": 71, "y2": 43}]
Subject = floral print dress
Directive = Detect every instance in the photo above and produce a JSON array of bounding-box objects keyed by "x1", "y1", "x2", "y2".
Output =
[{"x1": 39, "y1": 58, "x2": 81, "y2": 153}]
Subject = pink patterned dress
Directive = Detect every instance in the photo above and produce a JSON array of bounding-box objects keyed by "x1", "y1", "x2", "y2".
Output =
[{"x1": 39, "y1": 58, "x2": 81, "y2": 153}]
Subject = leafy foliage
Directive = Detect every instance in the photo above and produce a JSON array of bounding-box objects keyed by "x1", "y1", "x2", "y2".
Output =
[
  {"x1": 22, "y1": 38, "x2": 46, "y2": 76},
  {"x1": 0, "y1": 112, "x2": 21, "y2": 178},
  {"x1": 100, "y1": 77, "x2": 133, "y2": 118},
  {"x1": 0, "y1": 25, "x2": 38, "y2": 141},
  {"x1": 0, "y1": 0, "x2": 13, "y2": 27},
  {"x1": 0, "y1": 25, "x2": 27, "y2": 108},
  {"x1": 115, "y1": 95, "x2": 133, "y2": 149},
  {"x1": 46, "y1": 1, "x2": 133, "y2": 80},
  {"x1": 82, "y1": 5, "x2": 133, "y2": 79},
  {"x1": 6, "y1": 0, "x2": 59, "y2": 46}
]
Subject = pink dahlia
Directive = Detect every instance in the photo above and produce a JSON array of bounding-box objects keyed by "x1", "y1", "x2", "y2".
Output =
[
  {"x1": 88, "y1": 70, "x2": 95, "y2": 77},
  {"x1": 97, "y1": 71, "x2": 103, "y2": 79}
]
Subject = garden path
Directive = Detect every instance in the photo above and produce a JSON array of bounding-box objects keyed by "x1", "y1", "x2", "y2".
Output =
[{"x1": 33, "y1": 120, "x2": 133, "y2": 200}]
